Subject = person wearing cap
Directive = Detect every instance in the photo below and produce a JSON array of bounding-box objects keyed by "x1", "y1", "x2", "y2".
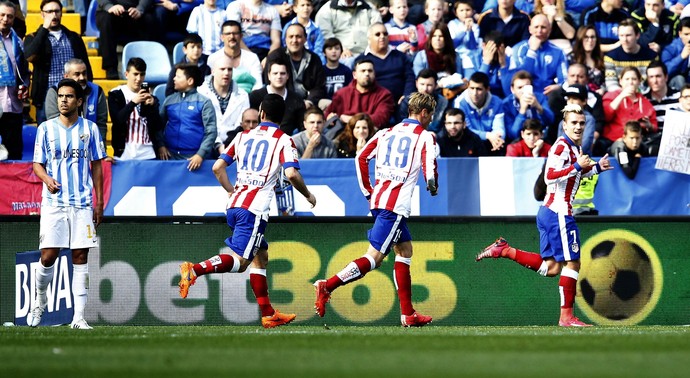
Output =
[{"x1": 556, "y1": 83, "x2": 596, "y2": 155}]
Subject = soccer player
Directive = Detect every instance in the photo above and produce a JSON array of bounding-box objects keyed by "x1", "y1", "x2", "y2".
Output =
[
  {"x1": 476, "y1": 104, "x2": 613, "y2": 327},
  {"x1": 178, "y1": 94, "x2": 317, "y2": 328},
  {"x1": 28, "y1": 79, "x2": 107, "y2": 329},
  {"x1": 313, "y1": 92, "x2": 439, "y2": 327}
]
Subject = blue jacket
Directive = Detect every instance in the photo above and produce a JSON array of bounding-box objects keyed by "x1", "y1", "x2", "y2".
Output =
[
  {"x1": 454, "y1": 90, "x2": 505, "y2": 140},
  {"x1": 160, "y1": 88, "x2": 217, "y2": 158},
  {"x1": 478, "y1": 8, "x2": 530, "y2": 47},
  {"x1": 661, "y1": 38, "x2": 690, "y2": 79},
  {"x1": 465, "y1": 48, "x2": 512, "y2": 99},
  {"x1": 501, "y1": 92, "x2": 555, "y2": 143},
  {"x1": 510, "y1": 41, "x2": 568, "y2": 94}
]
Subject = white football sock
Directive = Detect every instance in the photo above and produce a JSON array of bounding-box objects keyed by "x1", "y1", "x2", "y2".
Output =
[{"x1": 72, "y1": 264, "x2": 89, "y2": 322}]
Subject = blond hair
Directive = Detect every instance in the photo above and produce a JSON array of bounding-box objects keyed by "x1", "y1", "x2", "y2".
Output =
[{"x1": 408, "y1": 92, "x2": 437, "y2": 115}]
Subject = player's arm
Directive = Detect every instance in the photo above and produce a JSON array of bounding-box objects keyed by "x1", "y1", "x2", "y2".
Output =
[
  {"x1": 33, "y1": 162, "x2": 60, "y2": 194},
  {"x1": 544, "y1": 145, "x2": 579, "y2": 184},
  {"x1": 355, "y1": 133, "x2": 380, "y2": 199},
  {"x1": 91, "y1": 159, "x2": 104, "y2": 227},
  {"x1": 284, "y1": 167, "x2": 316, "y2": 207},
  {"x1": 212, "y1": 157, "x2": 235, "y2": 194},
  {"x1": 281, "y1": 136, "x2": 316, "y2": 207},
  {"x1": 422, "y1": 133, "x2": 439, "y2": 196}
]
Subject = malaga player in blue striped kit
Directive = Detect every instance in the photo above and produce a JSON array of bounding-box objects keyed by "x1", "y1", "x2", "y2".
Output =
[{"x1": 28, "y1": 79, "x2": 107, "y2": 329}]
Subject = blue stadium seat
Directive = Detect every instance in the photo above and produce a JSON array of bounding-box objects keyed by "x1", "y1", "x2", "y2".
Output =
[
  {"x1": 173, "y1": 42, "x2": 185, "y2": 65},
  {"x1": 153, "y1": 84, "x2": 167, "y2": 106},
  {"x1": 85, "y1": 0, "x2": 99, "y2": 37},
  {"x1": 22, "y1": 125, "x2": 37, "y2": 161},
  {"x1": 121, "y1": 41, "x2": 172, "y2": 85}
]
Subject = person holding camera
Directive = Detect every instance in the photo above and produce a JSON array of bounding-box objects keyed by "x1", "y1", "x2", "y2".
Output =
[
  {"x1": 501, "y1": 70, "x2": 555, "y2": 143},
  {"x1": 108, "y1": 57, "x2": 164, "y2": 160}
]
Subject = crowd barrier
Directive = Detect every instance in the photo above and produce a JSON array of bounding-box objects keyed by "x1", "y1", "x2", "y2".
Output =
[{"x1": 1, "y1": 217, "x2": 688, "y2": 326}]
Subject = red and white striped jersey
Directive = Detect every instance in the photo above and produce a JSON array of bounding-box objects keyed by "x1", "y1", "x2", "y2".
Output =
[
  {"x1": 543, "y1": 136, "x2": 600, "y2": 215},
  {"x1": 221, "y1": 122, "x2": 299, "y2": 215},
  {"x1": 356, "y1": 118, "x2": 438, "y2": 217}
]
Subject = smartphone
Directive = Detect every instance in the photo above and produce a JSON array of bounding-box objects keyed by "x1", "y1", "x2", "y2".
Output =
[
  {"x1": 521, "y1": 85, "x2": 533, "y2": 96},
  {"x1": 141, "y1": 82, "x2": 149, "y2": 92}
]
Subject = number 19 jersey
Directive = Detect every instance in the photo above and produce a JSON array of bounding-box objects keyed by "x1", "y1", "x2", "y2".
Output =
[
  {"x1": 221, "y1": 122, "x2": 300, "y2": 215},
  {"x1": 356, "y1": 119, "x2": 438, "y2": 217}
]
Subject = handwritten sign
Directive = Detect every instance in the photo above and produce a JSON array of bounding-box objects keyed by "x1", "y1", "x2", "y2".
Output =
[{"x1": 655, "y1": 110, "x2": 690, "y2": 175}]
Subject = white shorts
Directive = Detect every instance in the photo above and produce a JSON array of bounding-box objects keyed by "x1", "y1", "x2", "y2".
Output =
[{"x1": 39, "y1": 206, "x2": 99, "y2": 250}]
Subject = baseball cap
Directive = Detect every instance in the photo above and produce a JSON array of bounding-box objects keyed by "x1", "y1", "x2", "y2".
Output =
[{"x1": 564, "y1": 84, "x2": 587, "y2": 101}]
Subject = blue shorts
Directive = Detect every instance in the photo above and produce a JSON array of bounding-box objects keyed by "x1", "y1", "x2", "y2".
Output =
[
  {"x1": 367, "y1": 209, "x2": 412, "y2": 255},
  {"x1": 536, "y1": 206, "x2": 580, "y2": 262},
  {"x1": 225, "y1": 208, "x2": 268, "y2": 260}
]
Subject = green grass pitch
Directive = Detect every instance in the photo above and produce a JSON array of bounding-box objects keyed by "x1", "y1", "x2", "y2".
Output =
[{"x1": 2, "y1": 326, "x2": 690, "y2": 377}]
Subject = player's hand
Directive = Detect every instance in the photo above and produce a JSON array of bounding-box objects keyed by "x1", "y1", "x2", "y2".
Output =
[
  {"x1": 187, "y1": 154, "x2": 203, "y2": 171},
  {"x1": 306, "y1": 192, "x2": 316, "y2": 208},
  {"x1": 93, "y1": 204, "x2": 103, "y2": 228},
  {"x1": 576, "y1": 154, "x2": 595, "y2": 168},
  {"x1": 598, "y1": 153, "x2": 614, "y2": 171},
  {"x1": 46, "y1": 178, "x2": 61, "y2": 194},
  {"x1": 427, "y1": 178, "x2": 438, "y2": 196}
]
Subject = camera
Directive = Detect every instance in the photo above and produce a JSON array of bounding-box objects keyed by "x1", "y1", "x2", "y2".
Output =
[{"x1": 141, "y1": 82, "x2": 149, "y2": 92}]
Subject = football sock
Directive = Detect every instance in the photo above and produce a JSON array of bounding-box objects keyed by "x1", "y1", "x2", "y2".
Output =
[
  {"x1": 250, "y1": 268, "x2": 275, "y2": 317},
  {"x1": 559, "y1": 267, "x2": 578, "y2": 309},
  {"x1": 505, "y1": 248, "x2": 544, "y2": 272},
  {"x1": 35, "y1": 260, "x2": 54, "y2": 303},
  {"x1": 193, "y1": 254, "x2": 239, "y2": 276},
  {"x1": 394, "y1": 256, "x2": 414, "y2": 316},
  {"x1": 326, "y1": 255, "x2": 376, "y2": 292},
  {"x1": 72, "y1": 263, "x2": 89, "y2": 322}
]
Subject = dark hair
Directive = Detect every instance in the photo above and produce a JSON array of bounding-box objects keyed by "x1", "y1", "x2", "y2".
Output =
[
  {"x1": 57, "y1": 78, "x2": 84, "y2": 100},
  {"x1": 624, "y1": 120, "x2": 642, "y2": 134},
  {"x1": 469, "y1": 72, "x2": 490, "y2": 88},
  {"x1": 335, "y1": 113, "x2": 375, "y2": 153},
  {"x1": 572, "y1": 25, "x2": 604, "y2": 72},
  {"x1": 646, "y1": 60, "x2": 668, "y2": 76},
  {"x1": 424, "y1": 22, "x2": 456, "y2": 75},
  {"x1": 454, "y1": 0, "x2": 474, "y2": 11},
  {"x1": 354, "y1": 58, "x2": 375, "y2": 70},
  {"x1": 183, "y1": 33, "x2": 203, "y2": 48},
  {"x1": 303, "y1": 107, "x2": 324, "y2": 121},
  {"x1": 619, "y1": 19, "x2": 641, "y2": 35},
  {"x1": 40, "y1": 0, "x2": 62, "y2": 10},
  {"x1": 266, "y1": 59, "x2": 289, "y2": 77},
  {"x1": 680, "y1": 17, "x2": 690, "y2": 30},
  {"x1": 444, "y1": 107, "x2": 465, "y2": 122},
  {"x1": 260, "y1": 94, "x2": 285, "y2": 124},
  {"x1": 126, "y1": 57, "x2": 147, "y2": 73},
  {"x1": 682, "y1": 83, "x2": 690, "y2": 93},
  {"x1": 522, "y1": 119, "x2": 543, "y2": 132},
  {"x1": 175, "y1": 63, "x2": 203, "y2": 87},
  {"x1": 511, "y1": 70, "x2": 533, "y2": 86},
  {"x1": 323, "y1": 37, "x2": 343, "y2": 52},
  {"x1": 417, "y1": 68, "x2": 438, "y2": 81},
  {"x1": 484, "y1": 30, "x2": 505, "y2": 46},
  {"x1": 285, "y1": 23, "x2": 306, "y2": 38},
  {"x1": 221, "y1": 20, "x2": 242, "y2": 33}
]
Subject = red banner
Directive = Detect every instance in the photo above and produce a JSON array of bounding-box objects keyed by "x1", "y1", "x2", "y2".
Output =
[{"x1": 0, "y1": 161, "x2": 112, "y2": 215}]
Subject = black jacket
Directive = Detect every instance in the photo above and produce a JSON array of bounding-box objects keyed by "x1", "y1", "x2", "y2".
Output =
[
  {"x1": 249, "y1": 87, "x2": 306, "y2": 135},
  {"x1": 263, "y1": 48, "x2": 326, "y2": 105}
]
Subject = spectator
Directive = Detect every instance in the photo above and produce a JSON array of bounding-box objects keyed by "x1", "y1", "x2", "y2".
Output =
[
  {"x1": 24, "y1": 0, "x2": 92, "y2": 125},
  {"x1": 166, "y1": 33, "x2": 211, "y2": 96},
  {"x1": 602, "y1": 66, "x2": 658, "y2": 150},
  {"x1": 187, "y1": 0, "x2": 227, "y2": 55},
  {"x1": 531, "y1": 0, "x2": 576, "y2": 54},
  {"x1": 209, "y1": 20, "x2": 263, "y2": 93},
  {"x1": 437, "y1": 107, "x2": 487, "y2": 157},
  {"x1": 464, "y1": 30, "x2": 512, "y2": 99},
  {"x1": 557, "y1": 84, "x2": 596, "y2": 155},
  {"x1": 320, "y1": 37, "x2": 352, "y2": 110},
  {"x1": 199, "y1": 54, "x2": 251, "y2": 156},
  {"x1": 506, "y1": 119, "x2": 551, "y2": 157},
  {"x1": 415, "y1": 0, "x2": 444, "y2": 49},
  {"x1": 398, "y1": 69, "x2": 448, "y2": 133},
  {"x1": 293, "y1": 107, "x2": 338, "y2": 158},
  {"x1": 675, "y1": 83, "x2": 690, "y2": 112},
  {"x1": 670, "y1": 1, "x2": 690, "y2": 16},
  {"x1": 158, "y1": 63, "x2": 217, "y2": 170},
  {"x1": 447, "y1": 0, "x2": 480, "y2": 56},
  {"x1": 454, "y1": 72, "x2": 505, "y2": 154},
  {"x1": 324, "y1": 59, "x2": 395, "y2": 132},
  {"x1": 631, "y1": 0, "x2": 679, "y2": 53},
  {"x1": 108, "y1": 57, "x2": 163, "y2": 160},
  {"x1": 609, "y1": 120, "x2": 649, "y2": 179},
  {"x1": 333, "y1": 112, "x2": 375, "y2": 158},
  {"x1": 249, "y1": 59, "x2": 306, "y2": 135},
  {"x1": 604, "y1": 19, "x2": 659, "y2": 92},
  {"x1": 581, "y1": 0, "x2": 630, "y2": 51},
  {"x1": 477, "y1": 0, "x2": 530, "y2": 48},
  {"x1": 96, "y1": 0, "x2": 162, "y2": 80},
  {"x1": 315, "y1": 0, "x2": 382, "y2": 61},
  {"x1": 569, "y1": 25, "x2": 606, "y2": 95},
  {"x1": 225, "y1": 108, "x2": 259, "y2": 145},
  {"x1": 412, "y1": 22, "x2": 462, "y2": 81},
  {"x1": 45, "y1": 59, "x2": 108, "y2": 140},
  {"x1": 386, "y1": 0, "x2": 419, "y2": 55},
  {"x1": 0, "y1": 1, "x2": 29, "y2": 160},
  {"x1": 156, "y1": 0, "x2": 201, "y2": 39},
  {"x1": 265, "y1": 23, "x2": 326, "y2": 109},
  {"x1": 281, "y1": 0, "x2": 325, "y2": 61},
  {"x1": 509, "y1": 14, "x2": 568, "y2": 96},
  {"x1": 502, "y1": 70, "x2": 555, "y2": 143},
  {"x1": 644, "y1": 61, "x2": 679, "y2": 155},
  {"x1": 225, "y1": 0, "x2": 282, "y2": 61},
  {"x1": 661, "y1": 17, "x2": 690, "y2": 90},
  {"x1": 356, "y1": 22, "x2": 415, "y2": 105}
]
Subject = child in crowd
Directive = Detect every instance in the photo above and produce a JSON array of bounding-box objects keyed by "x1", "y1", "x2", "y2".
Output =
[
  {"x1": 319, "y1": 38, "x2": 353, "y2": 110},
  {"x1": 416, "y1": 0, "x2": 445, "y2": 48},
  {"x1": 165, "y1": 34, "x2": 211, "y2": 96},
  {"x1": 447, "y1": 0, "x2": 480, "y2": 55},
  {"x1": 187, "y1": 0, "x2": 228, "y2": 55},
  {"x1": 282, "y1": 0, "x2": 325, "y2": 61},
  {"x1": 506, "y1": 119, "x2": 551, "y2": 157},
  {"x1": 385, "y1": 0, "x2": 419, "y2": 55},
  {"x1": 609, "y1": 121, "x2": 648, "y2": 179}
]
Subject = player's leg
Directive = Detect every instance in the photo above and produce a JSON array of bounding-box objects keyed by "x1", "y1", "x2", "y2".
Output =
[
  {"x1": 555, "y1": 216, "x2": 591, "y2": 327},
  {"x1": 250, "y1": 247, "x2": 296, "y2": 328},
  {"x1": 394, "y1": 237, "x2": 432, "y2": 327},
  {"x1": 68, "y1": 207, "x2": 100, "y2": 329}
]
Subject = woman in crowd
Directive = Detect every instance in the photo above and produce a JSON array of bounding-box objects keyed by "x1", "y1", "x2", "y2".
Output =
[
  {"x1": 413, "y1": 22, "x2": 462, "y2": 79},
  {"x1": 569, "y1": 25, "x2": 606, "y2": 95},
  {"x1": 334, "y1": 113, "x2": 375, "y2": 158}
]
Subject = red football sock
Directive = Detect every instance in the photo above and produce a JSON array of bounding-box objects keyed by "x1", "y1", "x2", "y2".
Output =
[
  {"x1": 326, "y1": 256, "x2": 373, "y2": 292},
  {"x1": 559, "y1": 270, "x2": 578, "y2": 309},
  {"x1": 394, "y1": 259, "x2": 414, "y2": 316},
  {"x1": 507, "y1": 248, "x2": 544, "y2": 272},
  {"x1": 193, "y1": 254, "x2": 238, "y2": 276},
  {"x1": 250, "y1": 270, "x2": 274, "y2": 317}
]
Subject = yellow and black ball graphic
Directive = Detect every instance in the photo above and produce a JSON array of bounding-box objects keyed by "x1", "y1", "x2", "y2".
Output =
[{"x1": 576, "y1": 230, "x2": 663, "y2": 325}]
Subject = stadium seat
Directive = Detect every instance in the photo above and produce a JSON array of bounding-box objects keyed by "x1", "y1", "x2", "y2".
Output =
[
  {"x1": 173, "y1": 42, "x2": 184, "y2": 65},
  {"x1": 22, "y1": 125, "x2": 37, "y2": 161},
  {"x1": 89, "y1": 56, "x2": 106, "y2": 79},
  {"x1": 121, "y1": 41, "x2": 171, "y2": 85},
  {"x1": 25, "y1": 13, "x2": 81, "y2": 35},
  {"x1": 85, "y1": 0, "x2": 99, "y2": 37},
  {"x1": 153, "y1": 84, "x2": 167, "y2": 105}
]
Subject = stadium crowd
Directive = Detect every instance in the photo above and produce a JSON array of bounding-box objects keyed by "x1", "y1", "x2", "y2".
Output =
[{"x1": 1, "y1": 0, "x2": 690, "y2": 163}]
